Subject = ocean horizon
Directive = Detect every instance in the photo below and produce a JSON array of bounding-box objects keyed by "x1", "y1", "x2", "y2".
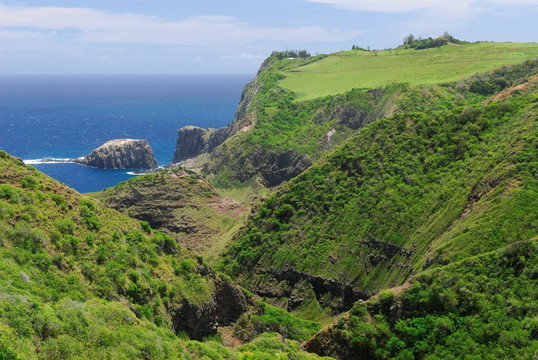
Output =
[{"x1": 0, "y1": 74, "x2": 253, "y2": 193}]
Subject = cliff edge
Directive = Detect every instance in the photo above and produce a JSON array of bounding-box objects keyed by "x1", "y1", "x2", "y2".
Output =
[{"x1": 171, "y1": 75, "x2": 259, "y2": 164}]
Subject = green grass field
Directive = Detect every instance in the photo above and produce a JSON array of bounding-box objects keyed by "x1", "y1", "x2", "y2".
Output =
[{"x1": 279, "y1": 42, "x2": 538, "y2": 100}]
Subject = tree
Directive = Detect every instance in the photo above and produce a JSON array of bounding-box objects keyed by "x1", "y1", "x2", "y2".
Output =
[{"x1": 404, "y1": 34, "x2": 416, "y2": 45}]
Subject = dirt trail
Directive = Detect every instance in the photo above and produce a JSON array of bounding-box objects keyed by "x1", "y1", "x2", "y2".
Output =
[{"x1": 484, "y1": 74, "x2": 538, "y2": 104}]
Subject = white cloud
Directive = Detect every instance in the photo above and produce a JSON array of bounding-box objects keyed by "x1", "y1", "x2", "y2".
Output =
[
  {"x1": 0, "y1": 4, "x2": 360, "y2": 46},
  {"x1": 304, "y1": 0, "x2": 538, "y2": 15},
  {"x1": 304, "y1": 0, "x2": 473, "y2": 13}
]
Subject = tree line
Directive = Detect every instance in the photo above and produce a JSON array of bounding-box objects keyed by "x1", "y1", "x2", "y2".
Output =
[{"x1": 271, "y1": 50, "x2": 311, "y2": 60}]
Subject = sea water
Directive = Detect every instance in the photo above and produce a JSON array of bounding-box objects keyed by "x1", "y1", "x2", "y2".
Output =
[{"x1": 0, "y1": 74, "x2": 252, "y2": 193}]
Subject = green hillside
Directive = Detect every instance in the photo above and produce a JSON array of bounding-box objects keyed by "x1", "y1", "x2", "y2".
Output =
[
  {"x1": 203, "y1": 42, "x2": 538, "y2": 190},
  {"x1": 220, "y1": 60, "x2": 538, "y2": 320},
  {"x1": 91, "y1": 167, "x2": 248, "y2": 256},
  {"x1": 305, "y1": 239, "x2": 538, "y2": 359},
  {"x1": 2, "y1": 40, "x2": 538, "y2": 359},
  {"x1": 279, "y1": 42, "x2": 538, "y2": 100},
  {"x1": 0, "y1": 151, "x2": 329, "y2": 359}
]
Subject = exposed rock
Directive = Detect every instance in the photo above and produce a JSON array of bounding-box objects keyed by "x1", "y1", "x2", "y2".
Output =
[
  {"x1": 336, "y1": 104, "x2": 367, "y2": 129},
  {"x1": 76, "y1": 139, "x2": 157, "y2": 169},
  {"x1": 172, "y1": 75, "x2": 259, "y2": 164},
  {"x1": 172, "y1": 297, "x2": 218, "y2": 340},
  {"x1": 257, "y1": 150, "x2": 312, "y2": 187},
  {"x1": 170, "y1": 275, "x2": 248, "y2": 340},
  {"x1": 359, "y1": 237, "x2": 414, "y2": 260},
  {"x1": 256, "y1": 267, "x2": 369, "y2": 314},
  {"x1": 172, "y1": 126, "x2": 229, "y2": 163},
  {"x1": 215, "y1": 278, "x2": 249, "y2": 326},
  {"x1": 205, "y1": 147, "x2": 312, "y2": 188}
]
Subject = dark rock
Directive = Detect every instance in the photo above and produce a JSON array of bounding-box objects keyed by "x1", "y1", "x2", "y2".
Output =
[
  {"x1": 258, "y1": 267, "x2": 369, "y2": 313},
  {"x1": 171, "y1": 76, "x2": 260, "y2": 164},
  {"x1": 171, "y1": 297, "x2": 217, "y2": 340},
  {"x1": 76, "y1": 139, "x2": 157, "y2": 169},
  {"x1": 258, "y1": 150, "x2": 312, "y2": 187},
  {"x1": 172, "y1": 126, "x2": 230, "y2": 163},
  {"x1": 360, "y1": 237, "x2": 413, "y2": 260},
  {"x1": 215, "y1": 278, "x2": 249, "y2": 326},
  {"x1": 336, "y1": 105, "x2": 367, "y2": 129},
  {"x1": 170, "y1": 275, "x2": 248, "y2": 340}
]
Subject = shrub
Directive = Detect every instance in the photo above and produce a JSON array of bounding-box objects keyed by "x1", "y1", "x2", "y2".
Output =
[
  {"x1": 80, "y1": 205, "x2": 100, "y2": 231},
  {"x1": 21, "y1": 175, "x2": 39, "y2": 190},
  {"x1": 151, "y1": 232, "x2": 177, "y2": 254},
  {"x1": 50, "y1": 194, "x2": 66, "y2": 208},
  {"x1": 140, "y1": 221, "x2": 152, "y2": 234},
  {"x1": 125, "y1": 230, "x2": 144, "y2": 243},
  {"x1": 78, "y1": 198, "x2": 95, "y2": 211},
  {"x1": 0, "y1": 185, "x2": 20, "y2": 204},
  {"x1": 54, "y1": 219, "x2": 75, "y2": 235}
]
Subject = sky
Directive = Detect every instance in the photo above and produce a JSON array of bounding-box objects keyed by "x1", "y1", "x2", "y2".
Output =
[{"x1": 1, "y1": 0, "x2": 537, "y2": 74}]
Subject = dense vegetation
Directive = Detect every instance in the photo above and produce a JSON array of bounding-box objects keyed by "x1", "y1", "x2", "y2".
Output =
[
  {"x1": 305, "y1": 240, "x2": 538, "y2": 359},
  {"x1": 272, "y1": 50, "x2": 312, "y2": 60},
  {"x1": 0, "y1": 151, "x2": 329, "y2": 359},
  {"x1": 2, "y1": 41, "x2": 537, "y2": 359},
  {"x1": 220, "y1": 60, "x2": 538, "y2": 317},
  {"x1": 402, "y1": 32, "x2": 466, "y2": 50}
]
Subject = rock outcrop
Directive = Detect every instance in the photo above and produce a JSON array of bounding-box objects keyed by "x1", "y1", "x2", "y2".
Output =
[
  {"x1": 172, "y1": 74, "x2": 259, "y2": 164},
  {"x1": 171, "y1": 275, "x2": 249, "y2": 340},
  {"x1": 172, "y1": 126, "x2": 229, "y2": 163},
  {"x1": 254, "y1": 267, "x2": 368, "y2": 314},
  {"x1": 76, "y1": 139, "x2": 158, "y2": 169}
]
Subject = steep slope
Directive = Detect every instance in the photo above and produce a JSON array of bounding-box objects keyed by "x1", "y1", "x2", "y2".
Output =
[
  {"x1": 0, "y1": 151, "x2": 330, "y2": 359},
  {"x1": 202, "y1": 57, "x2": 401, "y2": 188},
  {"x1": 92, "y1": 167, "x2": 247, "y2": 255},
  {"x1": 219, "y1": 60, "x2": 538, "y2": 317},
  {"x1": 185, "y1": 43, "x2": 538, "y2": 190},
  {"x1": 304, "y1": 239, "x2": 538, "y2": 359}
]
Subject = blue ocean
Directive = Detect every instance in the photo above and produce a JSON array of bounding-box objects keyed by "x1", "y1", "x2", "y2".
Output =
[{"x1": 0, "y1": 74, "x2": 252, "y2": 193}]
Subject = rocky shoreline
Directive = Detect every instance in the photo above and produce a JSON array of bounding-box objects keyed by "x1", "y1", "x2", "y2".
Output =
[{"x1": 25, "y1": 139, "x2": 158, "y2": 170}]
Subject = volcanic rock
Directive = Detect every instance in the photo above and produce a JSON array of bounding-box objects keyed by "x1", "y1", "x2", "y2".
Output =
[{"x1": 76, "y1": 139, "x2": 158, "y2": 169}]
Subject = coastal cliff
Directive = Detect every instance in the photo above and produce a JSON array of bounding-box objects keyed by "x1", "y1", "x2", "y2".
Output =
[
  {"x1": 172, "y1": 75, "x2": 259, "y2": 164},
  {"x1": 172, "y1": 126, "x2": 229, "y2": 163},
  {"x1": 76, "y1": 139, "x2": 158, "y2": 169}
]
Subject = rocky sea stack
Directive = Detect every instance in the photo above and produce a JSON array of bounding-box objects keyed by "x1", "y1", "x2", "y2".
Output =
[{"x1": 76, "y1": 139, "x2": 158, "y2": 169}]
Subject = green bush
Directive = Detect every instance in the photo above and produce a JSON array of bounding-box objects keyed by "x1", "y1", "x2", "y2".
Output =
[
  {"x1": 140, "y1": 221, "x2": 152, "y2": 234},
  {"x1": 21, "y1": 176, "x2": 39, "y2": 190},
  {"x1": 54, "y1": 219, "x2": 75, "y2": 235},
  {"x1": 80, "y1": 204, "x2": 100, "y2": 231},
  {"x1": 0, "y1": 185, "x2": 20, "y2": 204}
]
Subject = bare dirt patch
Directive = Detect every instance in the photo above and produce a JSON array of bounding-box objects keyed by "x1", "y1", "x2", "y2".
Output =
[
  {"x1": 484, "y1": 74, "x2": 538, "y2": 104},
  {"x1": 208, "y1": 196, "x2": 248, "y2": 218}
]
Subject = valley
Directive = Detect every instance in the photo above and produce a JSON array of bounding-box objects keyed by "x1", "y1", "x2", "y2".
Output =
[{"x1": 1, "y1": 39, "x2": 537, "y2": 359}]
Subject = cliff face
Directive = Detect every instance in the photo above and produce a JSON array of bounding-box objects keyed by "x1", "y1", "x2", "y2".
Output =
[
  {"x1": 171, "y1": 276, "x2": 249, "y2": 340},
  {"x1": 172, "y1": 126, "x2": 229, "y2": 163},
  {"x1": 171, "y1": 76, "x2": 259, "y2": 164},
  {"x1": 76, "y1": 139, "x2": 158, "y2": 169}
]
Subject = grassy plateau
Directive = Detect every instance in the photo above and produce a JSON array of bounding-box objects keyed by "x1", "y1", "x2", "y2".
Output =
[{"x1": 279, "y1": 42, "x2": 538, "y2": 100}]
